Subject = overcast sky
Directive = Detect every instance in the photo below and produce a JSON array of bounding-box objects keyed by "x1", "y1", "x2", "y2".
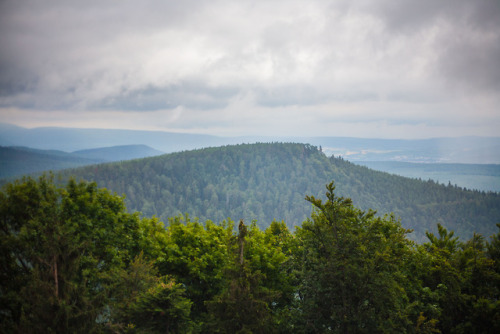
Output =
[{"x1": 1, "y1": 0, "x2": 499, "y2": 138}]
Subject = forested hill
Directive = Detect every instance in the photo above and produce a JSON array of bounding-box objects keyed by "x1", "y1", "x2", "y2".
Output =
[
  {"x1": 0, "y1": 144, "x2": 164, "y2": 179},
  {"x1": 61, "y1": 142, "x2": 500, "y2": 242},
  {"x1": 0, "y1": 146, "x2": 101, "y2": 178}
]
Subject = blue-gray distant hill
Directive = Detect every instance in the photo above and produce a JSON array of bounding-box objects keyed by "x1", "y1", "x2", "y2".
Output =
[
  {"x1": 72, "y1": 145, "x2": 164, "y2": 162},
  {"x1": 2, "y1": 123, "x2": 499, "y2": 163},
  {"x1": 58, "y1": 142, "x2": 500, "y2": 243},
  {"x1": 0, "y1": 145, "x2": 164, "y2": 179},
  {"x1": 2, "y1": 123, "x2": 499, "y2": 192},
  {"x1": 0, "y1": 123, "x2": 232, "y2": 152},
  {"x1": 0, "y1": 146, "x2": 101, "y2": 179}
]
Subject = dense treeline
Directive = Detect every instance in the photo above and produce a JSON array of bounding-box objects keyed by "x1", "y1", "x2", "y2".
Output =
[
  {"x1": 1, "y1": 176, "x2": 499, "y2": 333},
  {"x1": 60, "y1": 142, "x2": 499, "y2": 242},
  {"x1": 0, "y1": 146, "x2": 101, "y2": 178},
  {"x1": 0, "y1": 145, "x2": 163, "y2": 179}
]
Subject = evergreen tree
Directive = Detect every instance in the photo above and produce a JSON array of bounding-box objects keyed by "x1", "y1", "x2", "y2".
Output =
[
  {"x1": 206, "y1": 220, "x2": 280, "y2": 334},
  {"x1": 292, "y1": 182, "x2": 414, "y2": 333},
  {"x1": 0, "y1": 175, "x2": 167, "y2": 333}
]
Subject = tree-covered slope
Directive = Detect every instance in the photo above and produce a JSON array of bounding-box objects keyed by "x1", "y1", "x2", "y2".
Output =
[
  {"x1": 61, "y1": 143, "x2": 500, "y2": 242},
  {"x1": 3, "y1": 176, "x2": 499, "y2": 333},
  {"x1": 0, "y1": 146, "x2": 101, "y2": 179},
  {"x1": 72, "y1": 144, "x2": 164, "y2": 162},
  {"x1": 0, "y1": 145, "x2": 164, "y2": 179}
]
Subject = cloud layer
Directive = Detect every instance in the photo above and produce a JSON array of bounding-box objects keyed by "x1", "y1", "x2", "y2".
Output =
[{"x1": 1, "y1": 0, "x2": 499, "y2": 137}]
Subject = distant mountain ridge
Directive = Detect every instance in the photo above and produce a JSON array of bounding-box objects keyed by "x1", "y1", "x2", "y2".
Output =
[
  {"x1": 72, "y1": 144, "x2": 164, "y2": 162},
  {"x1": 2, "y1": 123, "x2": 499, "y2": 163},
  {"x1": 0, "y1": 144, "x2": 164, "y2": 179},
  {"x1": 0, "y1": 123, "x2": 231, "y2": 153},
  {"x1": 58, "y1": 142, "x2": 500, "y2": 243},
  {"x1": 0, "y1": 146, "x2": 100, "y2": 179}
]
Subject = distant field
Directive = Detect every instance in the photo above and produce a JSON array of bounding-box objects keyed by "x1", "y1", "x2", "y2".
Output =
[{"x1": 355, "y1": 161, "x2": 500, "y2": 193}]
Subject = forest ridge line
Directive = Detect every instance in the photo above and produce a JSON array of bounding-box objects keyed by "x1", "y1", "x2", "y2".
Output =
[
  {"x1": 55, "y1": 142, "x2": 500, "y2": 243},
  {"x1": 1, "y1": 122, "x2": 500, "y2": 163}
]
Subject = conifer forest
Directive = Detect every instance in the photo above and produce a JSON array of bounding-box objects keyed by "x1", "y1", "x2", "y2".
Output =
[{"x1": 1, "y1": 170, "x2": 499, "y2": 333}]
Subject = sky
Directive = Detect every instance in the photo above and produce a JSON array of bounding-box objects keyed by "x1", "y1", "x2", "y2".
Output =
[{"x1": 0, "y1": 0, "x2": 499, "y2": 139}]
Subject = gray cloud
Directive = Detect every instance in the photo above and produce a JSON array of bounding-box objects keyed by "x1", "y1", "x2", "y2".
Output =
[
  {"x1": 365, "y1": 0, "x2": 500, "y2": 93},
  {"x1": 99, "y1": 83, "x2": 239, "y2": 111},
  {"x1": 438, "y1": 26, "x2": 500, "y2": 93},
  {"x1": 0, "y1": 0, "x2": 498, "y2": 138}
]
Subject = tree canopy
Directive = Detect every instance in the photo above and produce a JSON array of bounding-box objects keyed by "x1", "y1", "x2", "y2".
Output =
[
  {"x1": 58, "y1": 142, "x2": 500, "y2": 242},
  {"x1": 1, "y1": 176, "x2": 499, "y2": 333}
]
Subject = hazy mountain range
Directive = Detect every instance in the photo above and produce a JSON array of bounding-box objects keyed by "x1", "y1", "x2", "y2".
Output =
[
  {"x1": 2, "y1": 123, "x2": 500, "y2": 164},
  {"x1": 54, "y1": 142, "x2": 499, "y2": 243},
  {"x1": 2, "y1": 123, "x2": 500, "y2": 192},
  {"x1": 0, "y1": 122, "x2": 499, "y2": 241},
  {"x1": 0, "y1": 145, "x2": 163, "y2": 179}
]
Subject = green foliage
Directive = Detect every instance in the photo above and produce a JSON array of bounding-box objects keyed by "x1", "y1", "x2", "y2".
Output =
[
  {"x1": 106, "y1": 253, "x2": 160, "y2": 328},
  {"x1": 0, "y1": 146, "x2": 101, "y2": 179},
  {"x1": 206, "y1": 262, "x2": 276, "y2": 334},
  {"x1": 0, "y1": 174, "x2": 168, "y2": 333},
  {"x1": 125, "y1": 276, "x2": 192, "y2": 334},
  {"x1": 156, "y1": 214, "x2": 234, "y2": 328},
  {"x1": 206, "y1": 220, "x2": 289, "y2": 334},
  {"x1": 416, "y1": 225, "x2": 500, "y2": 333},
  {"x1": 292, "y1": 182, "x2": 415, "y2": 333},
  {"x1": 58, "y1": 142, "x2": 500, "y2": 242},
  {"x1": 156, "y1": 216, "x2": 294, "y2": 332},
  {"x1": 425, "y1": 223, "x2": 460, "y2": 255},
  {"x1": 1, "y1": 175, "x2": 499, "y2": 333}
]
